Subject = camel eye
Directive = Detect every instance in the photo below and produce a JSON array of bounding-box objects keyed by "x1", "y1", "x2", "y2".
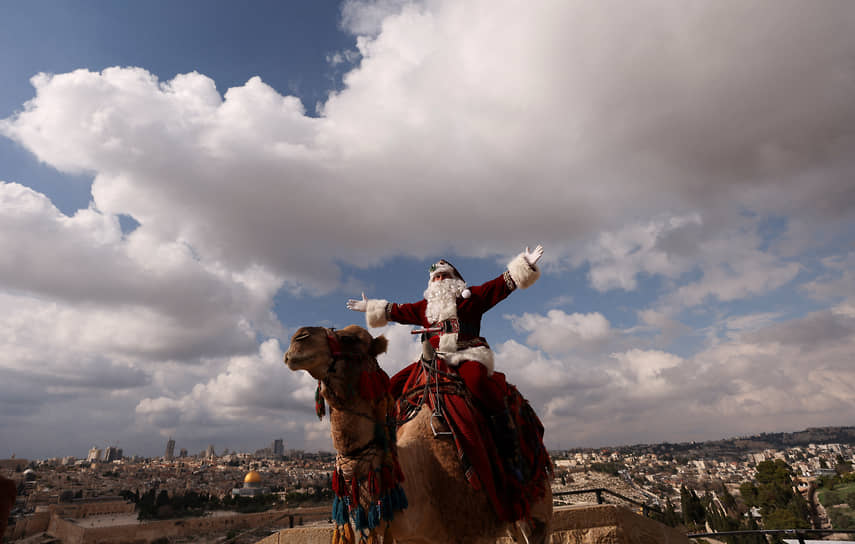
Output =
[{"x1": 294, "y1": 332, "x2": 311, "y2": 341}]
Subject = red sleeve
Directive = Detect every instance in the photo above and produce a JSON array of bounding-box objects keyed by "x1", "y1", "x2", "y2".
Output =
[
  {"x1": 469, "y1": 271, "x2": 517, "y2": 313},
  {"x1": 388, "y1": 300, "x2": 428, "y2": 326}
]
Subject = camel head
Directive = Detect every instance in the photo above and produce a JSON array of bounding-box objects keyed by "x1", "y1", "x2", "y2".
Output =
[{"x1": 284, "y1": 324, "x2": 388, "y2": 380}]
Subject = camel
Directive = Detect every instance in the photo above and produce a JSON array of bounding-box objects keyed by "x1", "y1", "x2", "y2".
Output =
[{"x1": 284, "y1": 324, "x2": 552, "y2": 544}]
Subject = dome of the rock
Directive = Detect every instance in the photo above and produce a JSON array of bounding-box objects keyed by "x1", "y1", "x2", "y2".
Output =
[{"x1": 244, "y1": 470, "x2": 262, "y2": 484}]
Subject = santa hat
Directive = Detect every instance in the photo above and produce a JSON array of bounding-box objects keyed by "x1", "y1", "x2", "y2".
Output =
[{"x1": 429, "y1": 259, "x2": 471, "y2": 298}]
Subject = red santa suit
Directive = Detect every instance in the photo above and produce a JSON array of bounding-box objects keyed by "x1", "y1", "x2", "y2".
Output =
[{"x1": 362, "y1": 253, "x2": 540, "y2": 412}]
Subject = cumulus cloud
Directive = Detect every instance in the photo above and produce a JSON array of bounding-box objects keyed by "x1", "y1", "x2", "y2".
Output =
[
  {"x1": 340, "y1": 0, "x2": 413, "y2": 36},
  {"x1": 0, "y1": 182, "x2": 278, "y2": 360},
  {"x1": 135, "y1": 339, "x2": 312, "y2": 436},
  {"x1": 2, "y1": 0, "x2": 855, "y2": 453},
  {"x1": 4, "y1": 1, "x2": 854, "y2": 285},
  {"x1": 509, "y1": 309, "x2": 612, "y2": 355},
  {"x1": 577, "y1": 214, "x2": 703, "y2": 292},
  {"x1": 503, "y1": 307, "x2": 855, "y2": 448}
]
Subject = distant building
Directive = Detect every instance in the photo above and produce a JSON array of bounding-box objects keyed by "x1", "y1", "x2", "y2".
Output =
[
  {"x1": 272, "y1": 439, "x2": 284, "y2": 457},
  {"x1": 232, "y1": 470, "x2": 270, "y2": 497},
  {"x1": 86, "y1": 448, "x2": 101, "y2": 463},
  {"x1": 179, "y1": 448, "x2": 188, "y2": 458},
  {"x1": 102, "y1": 447, "x2": 121, "y2": 462},
  {"x1": 0, "y1": 458, "x2": 28, "y2": 471},
  {"x1": 206, "y1": 445, "x2": 216, "y2": 459},
  {"x1": 165, "y1": 437, "x2": 176, "y2": 460}
]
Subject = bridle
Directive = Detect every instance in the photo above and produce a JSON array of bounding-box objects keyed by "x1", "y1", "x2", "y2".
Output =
[
  {"x1": 323, "y1": 327, "x2": 352, "y2": 371},
  {"x1": 318, "y1": 328, "x2": 391, "y2": 458}
]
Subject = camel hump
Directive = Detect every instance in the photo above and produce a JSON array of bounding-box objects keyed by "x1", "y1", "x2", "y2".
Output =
[
  {"x1": 370, "y1": 335, "x2": 388, "y2": 356},
  {"x1": 338, "y1": 324, "x2": 387, "y2": 356}
]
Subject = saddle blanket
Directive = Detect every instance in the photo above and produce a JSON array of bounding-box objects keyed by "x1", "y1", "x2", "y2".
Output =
[{"x1": 390, "y1": 358, "x2": 553, "y2": 523}]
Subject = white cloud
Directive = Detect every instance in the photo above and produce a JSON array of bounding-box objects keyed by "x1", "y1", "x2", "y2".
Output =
[
  {"x1": 340, "y1": 0, "x2": 414, "y2": 36},
  {"x1": 578, "y1": 214, "x2": 702, "y2": 292},
  {"x1": 803, "y1": 253, "x2": 855, "y2": 303},
  {"x1": 2, "y1": 0, "x2": 855, "y2": 453},
  {"x1": 135, "y1": 339, "x2": 313, "y2": 436},
  {"x1": 609, "y1": 348, "x2": 683, "y2": 396},
  {"x1": 4, "y1": 1, "x2": 853, "y2": 288},
  {"x1": 509, "y1": 309, "x2": 612, "y2": 355},
  {"x1": 0, "y1": 182, "x2": 277, "y2": 361},
  {"x1": 532, "y1": 308, "x2": 855, "y2": 448},
  {"x1": 667, "y1": 236, "x2": 800, "y2": 309}
]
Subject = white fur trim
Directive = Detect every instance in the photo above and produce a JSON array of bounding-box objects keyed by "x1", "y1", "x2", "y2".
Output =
[
  {"x1": 507, "y1": 253, "x2": 540, "y2": 290},
  {"x1": 443, "y1": 346, "x2": 495, "y2": 375},
  {"x1": 438, "y1": 332, "x2": 458, "y2": 353},
  {"x1": 365, "y1": 299, "x2": 389, "y2": 328}
]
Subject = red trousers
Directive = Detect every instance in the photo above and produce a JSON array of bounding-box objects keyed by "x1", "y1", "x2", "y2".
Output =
[{"x1": 456, "y1": 361, "x2": 507, "y2": 414}]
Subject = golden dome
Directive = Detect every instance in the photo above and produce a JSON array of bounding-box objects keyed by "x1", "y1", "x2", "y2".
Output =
[{"x1": 244, "y1": 470, "x2": 262, "y2": 484}]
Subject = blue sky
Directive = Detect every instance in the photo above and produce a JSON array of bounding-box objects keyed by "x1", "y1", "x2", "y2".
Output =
[{"x1": 1, "y1": 0, "x2": 854, "y2": 460}]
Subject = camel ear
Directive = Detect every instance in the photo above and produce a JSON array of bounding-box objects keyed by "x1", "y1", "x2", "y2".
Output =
[{"x1": 370, "y1": 335, "x2": 388, "y2": 356}]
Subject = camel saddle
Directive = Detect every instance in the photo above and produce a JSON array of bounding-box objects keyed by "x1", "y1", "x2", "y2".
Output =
[{"x1": 390, "y1": 357, "x2": 552, "y2": 523}]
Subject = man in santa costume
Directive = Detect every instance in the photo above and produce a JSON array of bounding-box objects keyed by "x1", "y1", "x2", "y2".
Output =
[{"x1": 346, "y1": 245, "x2": 543, "y2": 423}]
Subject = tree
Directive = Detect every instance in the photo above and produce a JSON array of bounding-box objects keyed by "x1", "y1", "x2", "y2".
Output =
[
  {"x1": 662, "y1": 498, "x2": 681, "y2": 527},
  {"x1": 680, "y1": 485, "x2": 705, "y2": 529},
  {"x1": 743, "y1": 460, "x2": 810, "y2": 530}
]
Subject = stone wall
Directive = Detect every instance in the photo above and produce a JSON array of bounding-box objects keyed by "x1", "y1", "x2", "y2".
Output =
[
  {"x1": 7, "y1": 510, "x2": 50, "y2": 540},
  {"x1": 52, "y1": 500, "x2": 136, "y2": 518},
  {"x1": 37, "y1": 506, "x2": 331, "y2": 544},
  {"x1": 257, "y1": 505, "x2": 690, "y2": 544}
]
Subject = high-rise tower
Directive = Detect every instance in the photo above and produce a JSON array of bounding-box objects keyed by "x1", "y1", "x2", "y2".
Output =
[{"x1": 164, "y1": 437, "x2": 176, "y2": 461}]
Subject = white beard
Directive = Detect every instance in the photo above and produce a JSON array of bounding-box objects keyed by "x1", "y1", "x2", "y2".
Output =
[{"x1": 424, "y1": 278, "x2": 465, "y2": 324}]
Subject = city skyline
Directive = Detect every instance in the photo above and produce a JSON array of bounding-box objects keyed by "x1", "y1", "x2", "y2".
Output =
[{"x1": 1, "y1": 1, "x2": 854, "y2": 459}]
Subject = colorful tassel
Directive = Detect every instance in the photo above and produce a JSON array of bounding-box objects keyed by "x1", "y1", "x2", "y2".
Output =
[
  {"x1": 332, "y1": 496, "x2": 348, "y2": 526},
  {"x1": 354, "y1": 505, "x2": 368, "y2": 531},
  {"x1": 368, "y1": 503, "x2": 381, "y2": 528},
  {"x1": 315, "y1": 380, "x2": 325, "y2": 420},
  {"x1": 367, "y1": 469, "x2": 379, "y2": 497},
  {"x1": 332, "y1": 526, "x2": 341, "y2": 544},
  {"x1": 379, "y1": 493, "x2": 393, "y2": 521},
  {"x1": 380, "y1": 465, "x2": 394, "y2": 490},
  {"x1": 343, "y1": 522, "x2": 355, "y2": 544},
  {"x1": 332, "y1": 469, "x2": 341, "y2": 496},
  {"x1": 351, "y1": 474, "x2": 360, "y2": 505}
]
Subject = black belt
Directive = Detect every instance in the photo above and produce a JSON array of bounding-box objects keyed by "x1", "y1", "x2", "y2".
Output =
[{"x1": 420, "y1": 319, "x2": 477, "y2": 341}]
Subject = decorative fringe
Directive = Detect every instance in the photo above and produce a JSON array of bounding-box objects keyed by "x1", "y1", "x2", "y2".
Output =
[
  {"x1": 353, "y1": 505, "x2": 368, "y2": 531},
  {"x1": 332, "y1": 468, "x2": 343, "y2": 496},
  {"x1": 315, "y1": 380, "x2": 325, "y2": 420},
  {"x1": 351, "y1": 474, "x2": 360, "y2": 505},
  {"x1": 358, "y1": 531, "x2": 379, "y2": 544},
  {"x1": 368, "y1": 503, "x2": 381, "y2": 528},
  {"x1": 367, "y1": 469, "x2": 379, "y2": 497},
  {"x1": 342, "y1": 522, "x2": 355, "y2": 544},
  {"x1": 323, "y1": 365, "x2": 405, "y2": 544}
]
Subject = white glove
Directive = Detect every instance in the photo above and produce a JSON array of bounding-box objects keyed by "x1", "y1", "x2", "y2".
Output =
[
  {"x1": 524, "y1": 244, "x2": 544, "y2": 266},
  {"x1": 346, "y1": 293, "x2": 368, "y2": 312}
]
